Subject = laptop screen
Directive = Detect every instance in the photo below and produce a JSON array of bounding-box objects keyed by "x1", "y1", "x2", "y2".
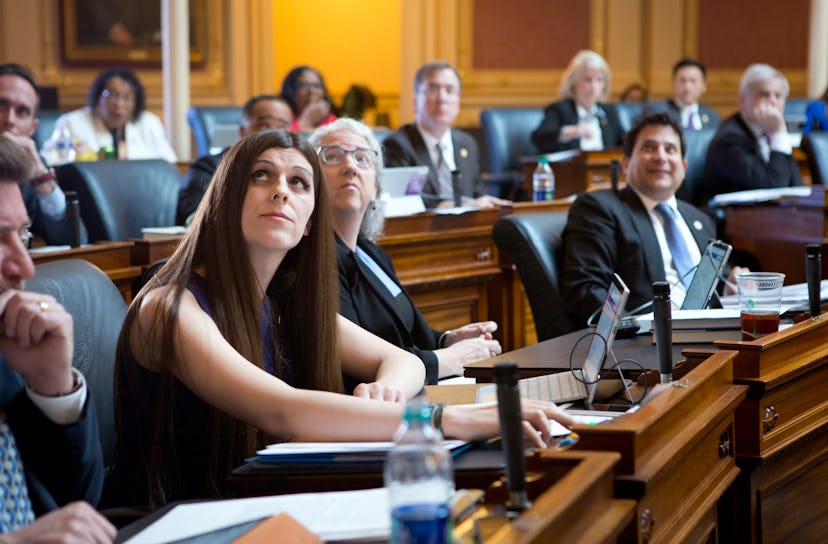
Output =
[
  {"x1": 681, "y1": 240, "x2": 732, "y2": 310},
  {"x1": 381, "y1": 166, "x2": 429, "y2": 198},
  {"x1": 583, "y1": 273, "x2": 630, "y2": 402}
]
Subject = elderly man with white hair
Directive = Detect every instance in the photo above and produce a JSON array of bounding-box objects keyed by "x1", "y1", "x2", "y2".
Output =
[{"x1": 701, "y1": 63, "x2": 803, "y2": 203}]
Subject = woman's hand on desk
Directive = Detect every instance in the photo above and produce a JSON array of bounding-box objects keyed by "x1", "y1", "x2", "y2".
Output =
[
  {"x1": 436, "y1": 338, "x2": 502, "y2": 378},
  {"x1": 353, "y1": 381, "x2": 405, "y2": 403},
  {"x1": 441, "y1": 401, "x2": 575, "y2": 449}
]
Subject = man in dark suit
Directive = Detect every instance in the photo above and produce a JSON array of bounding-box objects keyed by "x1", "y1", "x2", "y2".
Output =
[
  {"x1": 561, "y1": 113, "x2": 742, "y2": 328},
  {"x1": 0, "y1": 138, "x2": 114, "y2": 540},
  {"x1": 177, "y1": 94, "x2": 292, "y2": 224},
  {"x1": 383, "y1": 61, "x2": 509, "y2": 209},
  {"x1": 647, "y1": 58, "x2": 721, "y2": 131},
  {"x1": 701, "y1": 63, "x2": 802, "y2": 204},
  {"x1": 0, "y1": 63, "x2": 85, "y2": 246}
]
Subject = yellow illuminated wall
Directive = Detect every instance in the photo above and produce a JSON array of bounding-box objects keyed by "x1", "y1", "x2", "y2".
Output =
[{"x1": 272, "y1": 1, "x2": 401, "y2": 102}]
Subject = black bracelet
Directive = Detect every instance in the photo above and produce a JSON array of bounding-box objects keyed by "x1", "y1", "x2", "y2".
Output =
[{"x1": 431, "y1": 402, "x2": 446, "y2": 434}]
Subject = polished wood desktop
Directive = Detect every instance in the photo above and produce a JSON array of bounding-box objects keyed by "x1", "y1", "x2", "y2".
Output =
[
  {"x1": 723, "y1": 185, "x2": 826, "y2": 284},
  {"x1": 519, "y1": 149, "x2": 625, "y2": 199}
]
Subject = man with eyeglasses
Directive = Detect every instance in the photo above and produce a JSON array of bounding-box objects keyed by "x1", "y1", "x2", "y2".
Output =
[
  {"x1": 177, "y1": 94, "x2": 293, "y2": 224},
  {"x1": 0, "y1": 63, "x2": 84, "y2": 247},
  {"x1": 0, "y1": 137, "x2": 115, "y2": 542},
  {"x1": 383, "y1": 61, "x2": 510, "y2": 209}
]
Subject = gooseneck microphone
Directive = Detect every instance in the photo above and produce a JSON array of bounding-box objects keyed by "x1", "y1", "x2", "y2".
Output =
[
  {"x1": 610, "y1": 159, "x2": 620, "y2": 193},
  {"x1": 652, "y1": 282, "x2": 673, "y2": 384},
  {"x1": 65, "y1": 190, "x2": 82, "y2": 248},
  {"x1": 493, "y1": 361, "x2": 531, "y2": 512},
  {"x1": 806, "y1": 244, "x2": 822, "y2": 320},
  {"x1": 451, "y1": 170, "x2": 462, "y2": 208}
]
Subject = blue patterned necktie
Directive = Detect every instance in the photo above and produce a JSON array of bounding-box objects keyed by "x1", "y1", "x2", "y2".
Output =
[
  {"x1": 435, "y1": 143, "x2": 454, "y2": 200},
  {"x1": 0, "y1": 412, "x2": 35, "y2": 532},
  {"x1": 654, "y1": 203, "x2": 695, "y2": 288}
]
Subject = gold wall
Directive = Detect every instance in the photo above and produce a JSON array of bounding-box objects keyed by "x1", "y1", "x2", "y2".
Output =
[{"x1": 0, "y1": 0, "x2": 813, "y2": 136}]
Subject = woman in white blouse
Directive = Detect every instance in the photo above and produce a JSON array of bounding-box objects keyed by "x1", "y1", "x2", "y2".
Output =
[{"x1": 41, "y1": 67, "x2": 177, "y2": 164}]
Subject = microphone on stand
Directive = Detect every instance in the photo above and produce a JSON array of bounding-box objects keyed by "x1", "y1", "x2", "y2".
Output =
[
  {"x1": 652, "y1": 282, "x2": 673, "y2": 384},
  {"x1": 451, "y1": 170, "x2": 462, "y2": 208},
  {"x1": 806, "y1": 244, "x2": 822, "y2": 320},
  {"x1": 610, "y1": 159, "x2": 620, "y2": 193},
  {"x1": 494, "y1": 361, "x2": 531, "y2": 512}
]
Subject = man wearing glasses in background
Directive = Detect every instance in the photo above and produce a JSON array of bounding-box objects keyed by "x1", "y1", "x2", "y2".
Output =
[
  {"x1": 383, "y1": 61, "x2": 510, "y2": 209},
  {"x1": 0, "y1": 63, "x2": 83, "y2": 247}
]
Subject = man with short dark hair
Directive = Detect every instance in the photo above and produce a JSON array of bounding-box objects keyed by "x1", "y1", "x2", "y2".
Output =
[
  {"x1": 702, "y1": 63, "x2": 802, "y2": 203},
  {"x1": 177, "y1": 94, "x2": 293, "y2": 224},
  {"x1": 647, "y1": 58, "x2": 721, "y2": 131},
  {"x1": 0, "y1": 137, "x2": 114, "y2": 542},
  {"x1": 561, "y1": 113, "x2": 720, "y2": 328},
  {"x1": 0, "y1": 63, "x2": 83, "y2": 246},
  {"x1": 383, "y1": 61, "x2": 509, "y2": 209}
]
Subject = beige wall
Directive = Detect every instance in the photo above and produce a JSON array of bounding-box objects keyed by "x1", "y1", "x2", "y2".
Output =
[{"x1": 0, "y1": 0, "x2": 814, "y2": 137}]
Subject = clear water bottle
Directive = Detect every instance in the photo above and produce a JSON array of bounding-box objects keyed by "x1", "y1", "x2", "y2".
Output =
[
  {"x1": 55, "y1": 126, "x2": 76, "y2": 163},
  {"x1": 532, "y1": 156, "x2": 555, "y2": 202},
  {"x1": 384, "y1": 399, "x2": 454, "y2": 544}
]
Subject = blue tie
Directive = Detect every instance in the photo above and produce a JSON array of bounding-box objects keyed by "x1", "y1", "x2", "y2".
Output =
[
  {"x1": 0, "y1": 413, "x2": 35, "y2": 531},
  {"x1": 655, "y1": 203, "x2": 695, "y2": 288}
]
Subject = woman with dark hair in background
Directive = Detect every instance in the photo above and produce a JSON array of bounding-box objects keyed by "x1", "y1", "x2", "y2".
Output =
[
  {"x1": 280, "y1": 65, "x2": 337, "y2": 132},
  {"x1": 41, "y1": 67, "x2": 176, "y2": 163}
]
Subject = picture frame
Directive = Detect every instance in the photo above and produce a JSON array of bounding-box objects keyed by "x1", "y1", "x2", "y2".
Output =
[{"x1": 59, "y1": 0, "x2": 207, "y2": 66}]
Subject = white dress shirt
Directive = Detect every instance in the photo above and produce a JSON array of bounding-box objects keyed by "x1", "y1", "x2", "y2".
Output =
[{"x1": 576, "y1": 104, "x2": 603, "y2": 151}]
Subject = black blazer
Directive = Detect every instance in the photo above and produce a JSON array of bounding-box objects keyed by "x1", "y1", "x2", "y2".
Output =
[
  {"x1": 0, "y1": 356, "x2": 104, "y2": 516},
  {"x1": 382, "y1": 124, "x2": 483, "y2": 208},
  {"x1": 560, "y1": 187, "x2": 716, "y2": 328},
  {"x1": 177, "y1": 150, "x2": 225, "y2": 224},
  {"x1": 336, "y1": 236, "x2": 440, "y2": 384},
  {"x1": 531, "y1": 99, "x2": 625, "y2": 153},
  {"x1": 702, "y1": 113, "x2": 803, "y2": 203},
  {"x1": 646, "y1": 100, "x2": 721, "y2": 130}
]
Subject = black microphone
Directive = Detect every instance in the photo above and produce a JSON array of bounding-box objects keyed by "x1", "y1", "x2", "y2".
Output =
[
  {"x1": 65, "y1": 190, "x2": 82, "y2": 248},
  {"x1": 610, "y1": 159, "x2": 620, "y2": 193},
  {"x1": 451, "y1": 170, "x2": 462, "y2": 208},
  {"x1": 806, "y1": 244, "x2": 822, "y2": 320},
  {"x1": 110, "y1": 128, "x2": 120, "y2": 159},
  {"x1": 493, "y1": 361, "x2": 531, "y2": 512},
  {"x1": 652, "y1": 282, "x2": 673, "y2": 384}
]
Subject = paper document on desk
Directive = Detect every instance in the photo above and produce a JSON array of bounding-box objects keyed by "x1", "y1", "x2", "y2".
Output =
[
  {"x1": 719, "y1": 279, "x2": 828, "y2": 309},
  {"x1": 708, "y1": 186, "x2": 811, "y2": 207},
  {"x1": 256, "y1": 440, "x2": 469, "y2": 462},
  {"x1": 124, "y1": 487, "x2": 390, "y2": 543}
]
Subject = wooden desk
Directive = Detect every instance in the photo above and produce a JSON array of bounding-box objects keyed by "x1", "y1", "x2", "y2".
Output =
[
  {"x1": 684, "y1": 314, "x2": 828, "y2": 542},
  {"x1": 377, "y1": 209, "x2": 503, "y2": 331},
  {"x1": 723, "y1": 185, "x2": 826, "y2": 284},
  {"x1": 31, "y1": 241, "x2": 141, "y2": 302},
  {"x1": 520, "y1": 149, "x2": 625, "y2": 199},
  {"x1": 463, "y1": 328, "x2": 706, "y2": 382}
]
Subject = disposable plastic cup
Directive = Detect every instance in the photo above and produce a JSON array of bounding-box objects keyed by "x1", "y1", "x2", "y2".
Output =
[{"x1": 736, "y1": 272, "x2": 785, "y2": 340}]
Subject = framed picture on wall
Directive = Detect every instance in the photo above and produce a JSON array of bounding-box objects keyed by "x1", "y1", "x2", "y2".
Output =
[{"x1": 59, "y1": 0, "x2": 207, "y2": 66}]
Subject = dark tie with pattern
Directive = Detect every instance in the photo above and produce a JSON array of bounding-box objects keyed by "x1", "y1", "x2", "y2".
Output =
[
  {"x1": 435, "y1": 143, "x2": 454, "y2": 200},
  {"x1": 0, "y1": 413, "x2": 35, "y2": 531},
  {"x1": 654, "y1": 203, "x2": 695, "y2": 288}
]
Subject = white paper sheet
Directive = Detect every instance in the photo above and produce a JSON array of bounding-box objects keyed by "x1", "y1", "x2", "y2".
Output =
[{"x1": 125, "y1": 488, "x2": 390, "y2": 544}]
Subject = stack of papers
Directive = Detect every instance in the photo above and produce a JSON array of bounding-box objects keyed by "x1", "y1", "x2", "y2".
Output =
[
  {"x1": 637, "y1": 309, "x2": 742, "y2": 343},
  {"x1": 256, "y1": 441, "x2": 470, "y2": 463},
  {"x1": 708, "y1": 186, "x2": 811, "y2": 207},
  {"x1": 124, "y1": 488, "x2": 390, "y2": 543}
]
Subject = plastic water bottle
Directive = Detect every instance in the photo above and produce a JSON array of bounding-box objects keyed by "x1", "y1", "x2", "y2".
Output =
[
  {"x1": 532, "y1": 156, "x2": 555, "y2": 202},
  {"x1": 384, "y1": 399, "x2": 454, "y2": 544},
  {"x1": 55, "y1": 126, "x2": 76, "y2": 162}
]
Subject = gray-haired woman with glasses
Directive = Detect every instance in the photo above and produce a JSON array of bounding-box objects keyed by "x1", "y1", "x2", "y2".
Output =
[{"x1": 310, "y1": 118, "x2": 503, "y2": 384}]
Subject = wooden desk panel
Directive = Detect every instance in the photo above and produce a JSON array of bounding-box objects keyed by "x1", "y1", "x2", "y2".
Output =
[{"x1": 31, "y1": 242, "x2": 141, "y2": 302}]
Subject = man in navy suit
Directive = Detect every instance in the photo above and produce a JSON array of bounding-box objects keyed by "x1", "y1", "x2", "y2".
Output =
[
  {"x1": 561, "y1": 113, "x2": 745, "y2": 328},
  {"x1": 701, "y1": 63, "x2": 802, "y2": 203},
  {"x1": 383, "y1": 61, "x2": 509, "y2": 209},
  {"x1": 0, "y1": 138, "x2": 114, "y2": 541},
  {"x1": 647, "y1": 59, "x2": 721, "y2": 131}
]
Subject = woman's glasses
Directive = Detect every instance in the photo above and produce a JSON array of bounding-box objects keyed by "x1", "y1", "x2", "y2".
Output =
[{"x1": 317, "y1": 146, "x2": 377, "y2": 169}]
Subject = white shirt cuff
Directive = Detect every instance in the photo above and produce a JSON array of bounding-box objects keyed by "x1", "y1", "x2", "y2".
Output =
[
  {"x1": 769, "y1": 131, "x2": 793, "y2": 155},
  {"x1": 26, "y1": 368, "x2": 88, "y2": 425},
  {"x1": 36, "y1": 184, "x2": 67, "y2": 220}
]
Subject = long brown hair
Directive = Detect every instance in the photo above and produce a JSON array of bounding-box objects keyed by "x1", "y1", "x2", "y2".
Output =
[{"x1": 113, "y1": 130, "x2": 340, "y2": 506}]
